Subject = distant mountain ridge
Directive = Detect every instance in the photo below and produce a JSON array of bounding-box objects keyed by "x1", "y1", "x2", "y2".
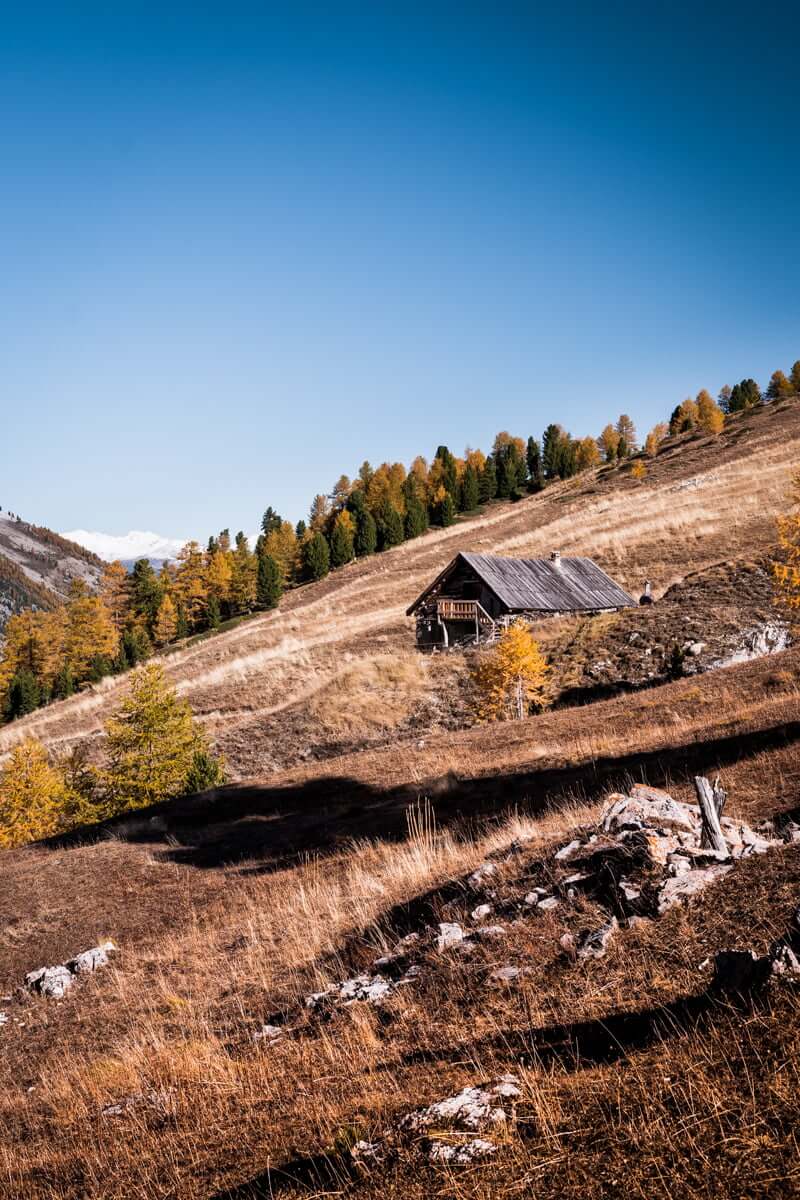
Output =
[{"x1": 0, "y1": 512, "x2": 103, "y2": 632}]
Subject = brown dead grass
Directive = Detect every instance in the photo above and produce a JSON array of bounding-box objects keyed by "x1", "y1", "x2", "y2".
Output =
[{"x1": 2, "y1": 399, "x2": 799, "y2": 779}]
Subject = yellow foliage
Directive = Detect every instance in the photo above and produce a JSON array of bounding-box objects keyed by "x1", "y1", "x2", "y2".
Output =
[
  {"x1": 63, "y1": 590, "x2": 119, "y2": 679},
  {"x1": 631, "y1": 459, "x2": 647, "y2": 480},
  {"x1": 154, "y1": 593, "x2": 179, "y2": 645},
  {"x1": 0, "y1": 739, "x2": 96, "y2": 849},
  {"x1": 696, "y1": 389, "x2": 725, "y2": 435},
  {"x1": 100, "y1": 561, "x2": 131, "y2": 633},
  {"x1": 205, "y1": 549, "x2": 233, "y2": 604},
  {"x1": 472, "y1": 621, "x2": 550, "y2": 721},
  {"x1": 103, "y1": 663, "x2": 213, "y2": 813},
  {"x1": 575, "y1": 436, "x2": 601, "y2": 471},
  {"x1": 644, "y1": 423, "x2": 668, "y2": 456},
  {"x1": 262, "y1": 521, "x2": 299, "y2": 584},
  {"x1": 772, "y1": 470, "x2": 800, "y2": 618}
]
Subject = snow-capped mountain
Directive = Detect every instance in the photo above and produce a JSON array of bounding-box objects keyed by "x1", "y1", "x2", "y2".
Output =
[{"x1": 62, "y1": 530, "x2": 189, "y2": 565}]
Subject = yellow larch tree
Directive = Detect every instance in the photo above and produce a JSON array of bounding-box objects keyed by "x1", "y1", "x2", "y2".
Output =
[
  {"x1": 597, "y1": 424, "x2": 620, "y2": 462},
  {"x1": 262, "y1": 520, "x2": 299, "y2": 584},
  {"x1": 205, "y1": 548, "x2": 233, "y2": 610},
  {"x1": 0, "y1": 739, "x2": 69, "y2": 848},
  {"x1": 631, "y1": 458, "x2": 647, "y2": 480},
  {"x1": 100, "y1": 561, "x2": 131, "y2": 634},
  {"x1": 575, "y1": 436, "x2": 601, "y2": 471},
  {"x1": 154, "y1": 593, "x2": 179, "y2": 645},
  {"x1": 63, "y1": 581, "x2": 119, "y2": 681},
  {"x1": 174, "y1": 541, "x2": 208, "y2": 630},
  {"x1": 696, "y1": 389, "x2": 725, "y2": 435},
  {"x1": 473, "y1": 620, "x2": 551, "y2": 721},
  {"x1": 644, "y1": 423, "x2": 668, "y2": 456}
]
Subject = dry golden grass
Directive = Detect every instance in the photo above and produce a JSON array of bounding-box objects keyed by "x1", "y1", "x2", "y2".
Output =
[{"x1": 2, "y1": 398, "x2": 798, "y2": 780}]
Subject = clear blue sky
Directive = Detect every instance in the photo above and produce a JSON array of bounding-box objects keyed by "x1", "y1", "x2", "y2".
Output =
[{"x1": 2, "y1": 1, "x2": 799, "y2": 537}]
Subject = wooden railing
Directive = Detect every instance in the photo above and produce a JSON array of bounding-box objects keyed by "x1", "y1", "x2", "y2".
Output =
[{"x1": 436, "y1": 599, "x2": 495, "y2": 626}]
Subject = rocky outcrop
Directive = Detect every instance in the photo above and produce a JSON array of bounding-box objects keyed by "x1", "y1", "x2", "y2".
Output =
[{"x1": 24, "y1": 942, "x2": 117, "y2": 999}]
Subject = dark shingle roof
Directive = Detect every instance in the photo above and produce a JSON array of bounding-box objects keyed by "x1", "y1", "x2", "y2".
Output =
[{"x1": 407, "y1": 552, "x2": 636, "y2": 615}]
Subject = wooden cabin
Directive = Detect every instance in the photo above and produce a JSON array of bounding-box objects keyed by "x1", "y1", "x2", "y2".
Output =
[{"x1": 407, "y1": 551, "x2": 636, "y2": 650}]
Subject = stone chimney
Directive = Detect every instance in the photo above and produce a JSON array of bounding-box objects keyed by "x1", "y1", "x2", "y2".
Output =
[{"x1": 550, "y1": 550, "x2": 561, "y2": 566}]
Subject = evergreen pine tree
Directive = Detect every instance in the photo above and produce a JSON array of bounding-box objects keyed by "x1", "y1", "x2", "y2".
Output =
[
  {"x1": 479, "y1": 456, "x2": 497, "y2": 502},
  {"x1": 261, "y1": 507, "x2": 282, "y2": 536},
  {"x1": 433, "y1": 446, "x2": 458, "y2": 499},
  {"x1": 6, "y1": 670, "x2": 40, "y2": 719},
  {"x1": 130, "y1": 559, "x2": 162, "y2": 634},
  {"x1": 526, "y1": 437, "x2": 544, "y2": 491},
  {"x1": 542, "y1": 424, "x2": 564, "y2": 479},
  {"x1": 355, "y1": 508, "x2": 377, "y2": 556},
  {"x1": 329, "y1": 510, "x2": 356, "y2": 566},
  {"x1": 175, "y1": 605, "x2": 189, "y2": 640},
  {"x1": 404, "y1": 495, "x2": 429, "y2": 538},
  {"x1": 460, "y1": 464, "x2": 480, "y2": 512},
  {"x1": 302, "y1": 531, "x2": 331, "y2": 580},
  {"x1": 431, "y1": 489, "x2": 456, "y2": 527},
  {"x1": 375, "y1": 499, "x2": 404, "y2": 550},
  {"x1": 295, "y1": 519, "x2": 307, "y2": 540},
  {"x1": 790, "y1": 361, "x2": 800, "y2": 393},
  {"x1": 728, "y1": 378, "x2": 761, "y2": 411},
  {"x1": 256, "y1": 552, "x2": 283, "y2": 608}
]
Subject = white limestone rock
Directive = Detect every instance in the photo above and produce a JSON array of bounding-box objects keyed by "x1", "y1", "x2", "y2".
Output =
[
  {"x1": 658, "y1": 864, "x2": 732, "y2": 913},
  {"x1": 25, "y1": 965, "x2": 74, "y2": 999},
  {"x1": 437, "y1": 922, "x2": 465, "y2": 951},
  {"x1": 602, "y1": 790, "x2": 696, "y2": 835}
]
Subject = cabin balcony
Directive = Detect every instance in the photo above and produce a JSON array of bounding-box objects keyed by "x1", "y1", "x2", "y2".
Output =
[{"x1": 436, "y1": 598, "x2": 495, "y2": 627}]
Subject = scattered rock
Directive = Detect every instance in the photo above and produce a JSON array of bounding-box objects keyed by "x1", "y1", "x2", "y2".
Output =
[
  {"x1": 25, "y1": 965, "x2": 74, "y2": 1000},
  {"x1": 350, "y1": 1139, "x2": 386, "y2": 1164},
  {"x1": 437, "y1": 922, "x2": 465, "y2": 951},
  {"x1": 306, "y1": 973, "x2": 395, "y2": 1010},
  {"x1": 428, "y1": 1138, "x2": 499, "y2": 1164},
  {"x1": 554, "y1": 839, "x2": 583, "y2": 861},
  {"x1": 710, "y1": 621, "x2": 790, "y2": 669},
  {"x1": 576, "y1": 916, "x2": 618, "y2": 960},
  {"x1": 488, "y1": 965, "x2": 525, "y2": 985},
  {"x1": 602, "y1": 790, "x2": 696, "y2": 835},
  {"x1": 470, "y1": 904, "x2": 493, "y2": 923},
  {"x1": 374, "y1": 932, "x2": 420, "y2": 967},
  {"x1": 253, "y1": 1023, "x2": 284, "y2": 1043},
  {"x1": 25, "y1": 942, "x2": 117, "y2": 999},
  {"x1": 66, "y1": 942, "x2": 116, "y2": 976},
  {"x1": 537, "y1": 896, "x2": 559, "y2": 911},
  {"x1": 468, "y1": 863, "x2": 498, "y2": 890},
  {"x1": 400, "y1": 1076, "x2": 520, "y2": 1135},
  {"x1": 658, "y1": 864, "x2": 733, "y2": 913}
]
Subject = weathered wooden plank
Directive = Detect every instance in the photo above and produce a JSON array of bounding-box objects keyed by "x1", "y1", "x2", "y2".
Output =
[{"x1": 694, "y1": 775, "x2": 728, "y2": 855}]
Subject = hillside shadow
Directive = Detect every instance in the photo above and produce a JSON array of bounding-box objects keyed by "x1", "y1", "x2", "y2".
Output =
[{"x1": 45, "y1": 713, "x2": 800, "y2": 874}]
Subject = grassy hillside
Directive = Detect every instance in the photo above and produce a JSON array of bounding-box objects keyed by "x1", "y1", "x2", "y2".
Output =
[
  {"x1": 2, "y1": 396, "x2": 797, "y2": 776},
  {"x1": 1, "y1": 399, "x2": 800, "y2": 1198}
]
